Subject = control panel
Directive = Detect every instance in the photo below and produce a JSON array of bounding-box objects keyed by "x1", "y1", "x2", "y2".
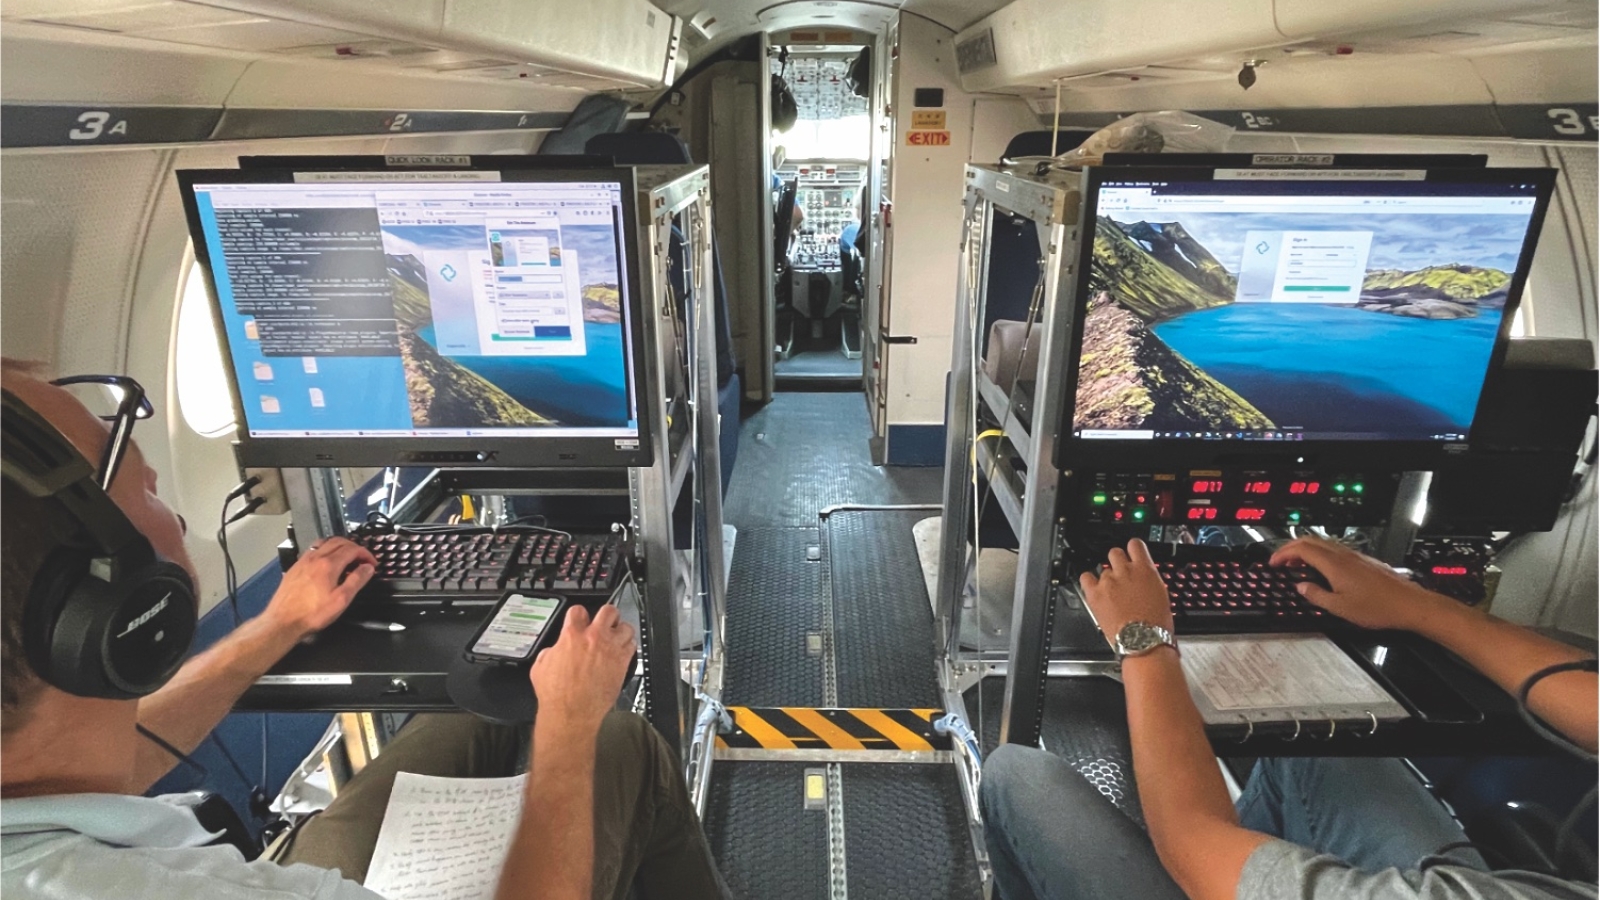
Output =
[
  {"x1": 1404, "y1": 537, "x2": 1500, "y2": 607},
  {"x1": 779, "y1": 162, "x2": 863, "y2": 273},
  {"x1": 792, "y1": 232, "x2": 841, "y2": 269},
  {"x1": 1071, "y1": 468, "x2": 1399, "y2": 529}
]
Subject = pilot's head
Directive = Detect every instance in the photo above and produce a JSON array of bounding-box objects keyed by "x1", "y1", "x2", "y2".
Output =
[{"x1": 1, "y1": 360, "x2": 195, "y2": 741}]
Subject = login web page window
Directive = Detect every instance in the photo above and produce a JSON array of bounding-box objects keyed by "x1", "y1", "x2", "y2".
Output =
[
  {"x1": 1074, "y1": 176, "x2": 1542, "y2": 443},
  {"x1": 190, "y1": 179, "x2": 638, "y2": 442}
]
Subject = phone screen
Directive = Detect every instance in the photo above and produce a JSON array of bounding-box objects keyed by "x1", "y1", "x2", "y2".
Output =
[{"x1": 471, "y1": 594, "x2": 562, "y2": 662}]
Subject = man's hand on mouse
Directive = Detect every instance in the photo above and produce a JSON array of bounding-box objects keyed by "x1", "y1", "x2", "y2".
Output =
[{"x1": 261, "y1": 537, "x2": 378, "y2": 638}]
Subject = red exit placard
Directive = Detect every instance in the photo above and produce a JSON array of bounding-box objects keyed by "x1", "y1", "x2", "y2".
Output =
[{"x1": 907, "y1": 130, "x2": 951, "y2": 146}]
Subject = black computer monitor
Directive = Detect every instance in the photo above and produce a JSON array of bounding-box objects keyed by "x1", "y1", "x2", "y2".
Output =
[
  {"x1": 177, "y1": 161, "x2": 650, "y2": 468},
  {"x1": 1057, "y1": 164, "x2": 1557, "y2": 470}
]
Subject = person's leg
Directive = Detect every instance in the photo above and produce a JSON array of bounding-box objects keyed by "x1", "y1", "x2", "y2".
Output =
[
  {"x1": 277, "y1": 713, "x2": 523, "y2": 881},
  {"x1": 980, "y1": 744, "x2": 1187, "y2": 900},
  {"x1": 581, "y1": 711, "x2": 729, "y2": 900},
  {"x1": 1236, "y1": 757, "x2": 1487, "y2": 873}
]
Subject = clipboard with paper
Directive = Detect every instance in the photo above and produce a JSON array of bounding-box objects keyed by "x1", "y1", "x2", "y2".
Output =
[{"x1": 1179, "y1": 633, "x2": 1411, "y2": 740}]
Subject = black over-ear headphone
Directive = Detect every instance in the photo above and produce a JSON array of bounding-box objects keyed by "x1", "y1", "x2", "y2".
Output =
[{"x1": 1, "y1": 388, "x2": 196, "y2": 699}]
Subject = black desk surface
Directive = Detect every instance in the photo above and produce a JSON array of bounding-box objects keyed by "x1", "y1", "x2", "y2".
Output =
[
  {"x1": 238, "y1": 599, "x2": 494, "y2": 713},
  {"x1": 244, "y1": 603, "x2": 1565, "y2": 760}
]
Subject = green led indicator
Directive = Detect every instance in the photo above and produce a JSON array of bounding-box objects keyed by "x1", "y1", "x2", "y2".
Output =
[
  {"x1": 1092, "y1": 492, "x2": 1108, "y2": 505},
  {"x1": 1131, "y1": 508, "x2": 1147, "y2": 522},
  {"x1": 1334, "y1": 483, "x2": 1347, "y2": 493},
  {"x1": 1352, "y1": 483, "x2": 1364, "y2": 494},
  {"x1": 1288, "y1": 511, "x2": 1302, "y2": 523}
]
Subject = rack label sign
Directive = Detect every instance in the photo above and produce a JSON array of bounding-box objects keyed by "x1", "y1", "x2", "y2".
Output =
[
  {"x1": 907, "y1": 130, "x2": 951, "y2": 147},
  {"x1": 911, "y1": 110, "x2": 946, "y2": 129}
]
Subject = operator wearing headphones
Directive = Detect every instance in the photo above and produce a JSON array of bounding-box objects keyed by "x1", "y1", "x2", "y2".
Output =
[{"x1": 0, "y1": 365, "x2": 729, "y2": 900}]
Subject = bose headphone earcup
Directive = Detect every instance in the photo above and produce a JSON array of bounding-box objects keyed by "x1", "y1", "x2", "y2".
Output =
[{"x1": 26, "y1": 546, "x2": 196, "y2": 700}]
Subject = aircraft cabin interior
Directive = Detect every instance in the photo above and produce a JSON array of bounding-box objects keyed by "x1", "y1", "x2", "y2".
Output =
[{"x1": 0, "y1": 0, "x2": 1597, "y2": 897}]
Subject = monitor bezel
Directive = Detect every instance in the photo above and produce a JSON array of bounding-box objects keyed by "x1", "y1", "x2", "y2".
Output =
[
  {"x1": 177, "y1": 161, "x2": 654, "y2": 469},
  {"x1": 1054, "y1": 164, "x2": 1559, "y2": 472}
]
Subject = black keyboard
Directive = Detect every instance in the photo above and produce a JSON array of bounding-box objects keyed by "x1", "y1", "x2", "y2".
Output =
[
  {"x1": 355, "y1": 530, "x2": 624, "y2": 596},
  {"x1": 1157, "y1": 560, "x2": 1332, "y2": 632}
]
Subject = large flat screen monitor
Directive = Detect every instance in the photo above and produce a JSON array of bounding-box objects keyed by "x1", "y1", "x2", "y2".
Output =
[
  {"x1": 1058, "y1": 164, "x2": 1556, "y2": 470},
  {"x1": 178, "y1": 162, "x2": 649, "y2": 468}
]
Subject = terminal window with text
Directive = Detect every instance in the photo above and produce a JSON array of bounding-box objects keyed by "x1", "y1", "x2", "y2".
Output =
[
  {"x1": 1071, "y1": 173, "x2": 1544, "y2": 444},
  {"x1": 189, "y1": 178, "x2": 640, "y2": 444}
]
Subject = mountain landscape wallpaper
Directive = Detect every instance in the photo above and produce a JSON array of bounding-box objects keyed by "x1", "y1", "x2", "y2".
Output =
[
  {"x1": 1072, "y1": 210, "x2": 1530, "y2": 438},
  {"x1": 382, "y1": 223, "x2": 631, "y2": 430}
]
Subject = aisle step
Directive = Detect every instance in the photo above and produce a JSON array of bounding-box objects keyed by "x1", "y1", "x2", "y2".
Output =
[{"x1": 716, "y1": 706, "x2": 950, "y2": 753}]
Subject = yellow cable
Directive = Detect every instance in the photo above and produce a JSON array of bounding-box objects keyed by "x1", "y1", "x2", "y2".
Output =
[{"x1": 970, "y1": 429, "x2": 1005, "y2": 465}]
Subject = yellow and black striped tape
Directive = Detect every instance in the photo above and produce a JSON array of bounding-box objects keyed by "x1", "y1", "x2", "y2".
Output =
[{"x1": 715, "y1": 707, "x2": 950, "y2": 751}]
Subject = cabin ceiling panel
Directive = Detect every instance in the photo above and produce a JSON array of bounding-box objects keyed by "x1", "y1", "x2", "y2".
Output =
[
  {"x1": 3, "y1": 0, "x2": 676, "y2": 92},
  {"x1": 956, "y1": 0, "x2": 1597, "y2": 97},
  {"x1": 1025, "y1": 40, "x2": 1597, "y2": 119}
]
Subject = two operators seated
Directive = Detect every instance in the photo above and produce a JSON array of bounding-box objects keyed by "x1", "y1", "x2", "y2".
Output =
[
  {"x1": 983, "y1": 536, "x2": 1598, "y2": 900},
  {"x1": 0, "y1": 364, "x2": 729, "y2": 900}
]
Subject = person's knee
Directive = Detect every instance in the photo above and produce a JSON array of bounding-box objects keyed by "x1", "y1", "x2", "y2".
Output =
[{"x1": 981, "y1": 744, "x2": 1054, "y2": 823}]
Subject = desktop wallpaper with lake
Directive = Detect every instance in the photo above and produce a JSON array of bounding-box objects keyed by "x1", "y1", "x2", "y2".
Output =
[{"x1": 1071, "y1": 209, "x2": 1534, "y2": 439}]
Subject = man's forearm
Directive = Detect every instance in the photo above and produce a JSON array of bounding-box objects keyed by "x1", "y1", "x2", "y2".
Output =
[
  {"x1": 130, "y1": 613, "x2": 304, "y2": 791},
  {"x1": 497, "y1": 718, "x2": 596, "y2": 900},
  {"x1": 1413, "y1": 600, "x2": 1597, "y2": 751},
  {"x1": 1124, "y1": 650, "x2": 1269, "y2": 900}
]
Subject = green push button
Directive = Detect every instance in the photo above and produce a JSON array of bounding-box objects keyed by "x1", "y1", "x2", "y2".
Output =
[
  {"x1": 1353, "y1": 483, "x2": 1364, "y2": 494},
  {"x1": 1333, "y1": 483, "x2": 1346, "y2": 493},
  {"x1": 1288, "y1": 511, "x2": 1302, "y2": 524},
  {"x1": 1131, "y1": 508, "x2": 1147, "y2": 522},
  {"x1": 1092, "y1": 492, "x2": 1108, "y2": 506}
]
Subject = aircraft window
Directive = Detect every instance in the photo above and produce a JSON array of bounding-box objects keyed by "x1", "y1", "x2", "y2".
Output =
[
  {"x1": 775, "y1": 114, "x2": 872, "y2": 161},
  {"x1": 175, "y1": 257, "x2": 237, "y2": 438}
]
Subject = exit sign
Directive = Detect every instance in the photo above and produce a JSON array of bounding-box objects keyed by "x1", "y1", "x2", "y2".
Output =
[{"x1": 907, "y1": 130, "x2": 951, "y2": 146}]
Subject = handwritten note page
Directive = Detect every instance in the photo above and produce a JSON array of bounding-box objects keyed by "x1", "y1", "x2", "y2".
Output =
[{"x1": 364, "y1": 772, "x2": 527, "y2": 900}]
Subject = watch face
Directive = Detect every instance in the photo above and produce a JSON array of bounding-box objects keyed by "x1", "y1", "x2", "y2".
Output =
[{"x1": 1117, "y1": 622, "x2": 1165, "y2": 656}]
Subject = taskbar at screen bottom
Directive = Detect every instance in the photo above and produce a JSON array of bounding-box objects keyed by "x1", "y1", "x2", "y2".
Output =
[
  {"x1": 1073, "y1": 429, "x2": 1469, "y2": 442},
  {"x1": 250, "y1": 427, "x2": 640, "y2": 440}
]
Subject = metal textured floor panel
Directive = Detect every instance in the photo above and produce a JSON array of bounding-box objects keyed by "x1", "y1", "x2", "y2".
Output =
[
  {"x1": 706, "y1": 763, "x2": 829, "y2": 900},
  {"x1": 775, "y1": 348, "x2": 861, "y2": 379},
  {"x1": 722, "y1": 527, "x2": 826, "y2": 708},
  {"x1": 724, "y1": 393, "x2": 943, "y2": 529},
  {"x1": 964, "y1": 675, "x2": 1145, "y2": 828},
  {"x1": 842, "y1": 765, "x2": 983, "y2": 900},
  {"x1": 827, "y1": 510, "x2": 943, "y2": 708}
]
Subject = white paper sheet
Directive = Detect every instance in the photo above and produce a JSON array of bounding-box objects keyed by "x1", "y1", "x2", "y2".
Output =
[
  {"x1": 1179, "y1": 633, "x2": 1406, "y2": 724},
  {"x1": 363, "y1": 772, "x2": 527, "y2": 900}
]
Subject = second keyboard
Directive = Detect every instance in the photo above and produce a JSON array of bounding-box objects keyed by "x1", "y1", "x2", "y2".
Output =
[{"x1": 1158, "y1": 560, "x2": 1331, "y2": 630}]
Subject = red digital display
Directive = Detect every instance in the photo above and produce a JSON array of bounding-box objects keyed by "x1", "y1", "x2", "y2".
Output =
[
  {"x1": 1243, "y1": 481, "x2": 1272, "y2": 494},
  {"x1": 1431, "y1": 565, "x2": 1470, "y2": 576},
  {"x1": 1234, "y1": 508, "x2": 1267, "y2": 522},
  {"x1": 1288, "y1": 481, "x2": 1322, "y2": 495},
  {"x1": 1185, "y1": 507, "x2": 1219, "y2": 521},
  {"x1": 1191, "y1": 480, "x2": 1225, "y2": 494}
]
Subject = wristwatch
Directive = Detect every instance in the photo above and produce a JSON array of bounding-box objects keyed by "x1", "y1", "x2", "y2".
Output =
[{"x1": 1113, "y1": 621, "x2": 1177, "y2": 659}]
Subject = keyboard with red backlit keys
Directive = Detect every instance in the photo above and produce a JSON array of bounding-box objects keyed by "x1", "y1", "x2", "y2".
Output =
[
  {"x1": 1157, "y1": 560, "x2": 1334, "y2": 633},
  {"x1": 353, "y1": 530, "x2": 624, "y2": 599}
]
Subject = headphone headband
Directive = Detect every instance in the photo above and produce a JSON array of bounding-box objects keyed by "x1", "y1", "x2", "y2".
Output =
[{"x1": 2, "y1": 389, "x2": 145, "y2": 563}]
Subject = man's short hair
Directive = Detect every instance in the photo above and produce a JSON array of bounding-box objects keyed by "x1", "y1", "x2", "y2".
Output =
[
  {"x1": 2, "y1": 478, "x2": 65, "y2": 733},
  {"x1": 2, "y1": 359, "x2": 61, "y2": 733}
]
